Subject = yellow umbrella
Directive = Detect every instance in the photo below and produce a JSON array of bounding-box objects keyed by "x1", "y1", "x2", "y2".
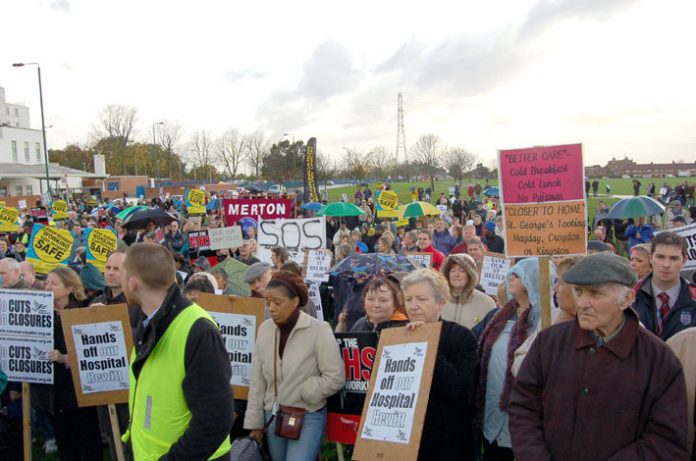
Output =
[{"x1": 397, "y1": 201, "x2": 442, "y2": 219}]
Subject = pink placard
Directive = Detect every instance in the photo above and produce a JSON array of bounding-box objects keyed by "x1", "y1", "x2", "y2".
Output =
[
  {"x1": 499, "y1": 143, "x2": 583, "y2": 204},
  {"x1": 223, "y1": 197, "x2": 294, "y2": 225}
]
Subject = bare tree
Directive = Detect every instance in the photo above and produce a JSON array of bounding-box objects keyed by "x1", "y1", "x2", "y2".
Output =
[
  {"x1": 216, "y1": 129, "x2": 248, "y2": 181},
  {"x1": 316, "y1": 151, "x2": 332, "y2": 191},
  {"x1": 344, "y1": 148, "x2": 370, "y2": 186},
  {"x1": 188, "y1": 130, "x2": 215, "y2": 183},
  {"x1": 411, "y1": 134, "x2": 446, "y2": 192},
  {"x1": 158, "y1": 121, "x2": 181, "y2": 180},
  {"x1": 367, "y1": 145, "x2": 395, "y2": 181},
  {"x1": 446, "y1": 147, "x2": 477, "y2": 186},
  {"x1": 97, "y1": 105, "x2": 138, "y2": 175},
  {"x1": 245, "y1": 131, "x2": 269, "y2": 179}
]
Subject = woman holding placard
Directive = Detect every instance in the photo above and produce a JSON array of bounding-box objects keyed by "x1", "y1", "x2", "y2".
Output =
[
  {"x1": 400, "y1": 269, "x2": 479, "y2": 459},
  {"x1": 245, "y1": 271, "x2": 344, "y2": 461},
  {"x1": 476, "y1": 257, "x2": 554, "y2": 461},
  {"x1": 33, "y1": 266, "x2": 103, "y2": 460}
]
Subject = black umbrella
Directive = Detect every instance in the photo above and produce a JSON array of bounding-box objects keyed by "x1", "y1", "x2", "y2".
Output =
[{"x1": 122, "y1": 207, "x2": 177, "y2": 229}]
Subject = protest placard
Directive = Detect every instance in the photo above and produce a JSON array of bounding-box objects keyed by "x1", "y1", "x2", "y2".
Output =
[
  {"x1": 186, "y1": 189, "x2": 207, "y2": 215},
  {"x1": 405, "y1": 252, "x2": 432, "y2": 268},
  {"x1": 0, "y1": 289, "x2": 55, "y2": 384},
  {"x1": 256, "y1": 217, "x2": 326, "y2": 265},
  {"x1": 498, "y1": 143, "x2": 587, "y2": 257},
  {"x1": 376, "y1": 191, "x2": 399, "y2": 219},
  {"x1": 60, "y1": 304, "x2": 133, "y2": 406},
  {"x1": 307, "y1": 282, "x2": 324, "y2": 321},
  {"x1": 481, "y1": 252, "x2": 513, "y2": 296},
  {"x1": 353, "y1": 322, "x2": 441, "y2": 460},
  {"x1": 25, "y1": 223, "x2": 75, "y2": 274},
  {"x1": 303, "y1": 249, "x2": 331, "y2": 283},
  {"x1": 0, "y1": 206, "x2": 19, "y2": 232},
  {"x1": 196, "y1": 293, "x2": 265, "y2": 400},
  {"x1": 208, "y1": 225, "x2": 243, "y2": 251},
  {"x1": 188, "y1": 230, "x2": 211, "y2": 252},
  {"x1": 223, "y1": 197, "x2": 294, "y2": 226},
  {"x1": 328, "y1": 333, "x2": 379, "y2": 444},
  {"x1": 51, "y1": 200, "x2": 69, "y2": 220},
  {"x1": 85, "y1": 228, "x2": 118, "y2": 272},
  {"x1": 18, "y1": 199, "x2": 27, "y2": 210},
  {"x1": 656, "y1": 222, "x2": 696, "y2": 272}
]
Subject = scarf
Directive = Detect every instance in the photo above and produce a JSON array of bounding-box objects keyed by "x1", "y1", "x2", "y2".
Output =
[
  {"x1": 278, "y1": 308, "x2": 300, "y2": 358},
  {"x1": 477, "y1": 299, "x2": 532, "y2": 419}
]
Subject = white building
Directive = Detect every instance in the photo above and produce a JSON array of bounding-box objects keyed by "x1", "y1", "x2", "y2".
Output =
[{"x1": 0, "y1": 85, "x2": 105, "y2": 197}]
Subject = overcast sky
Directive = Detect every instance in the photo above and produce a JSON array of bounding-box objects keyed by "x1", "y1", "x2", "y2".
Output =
[{"x1": 2, "y1": 0, "x2": 695, "y2": 173}]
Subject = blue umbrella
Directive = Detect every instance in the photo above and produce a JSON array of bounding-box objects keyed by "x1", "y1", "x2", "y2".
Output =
[
  {"x1": 301, "y1": 201, "x2": 323, "y2": 211},
  {"x1": 237, "y1": 217, "x2": 258, "y2": 238},
  {"x1": 483, "y1": 186, "x2": 499, "y2": 197},
  {"x1": 608, "y1": 196, "x2": 665, "y2": 219}
]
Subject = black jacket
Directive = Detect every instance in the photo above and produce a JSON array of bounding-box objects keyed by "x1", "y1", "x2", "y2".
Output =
[
  {"x1": 419, "y1": 320, "x2": 479, "y2": 460},
  {"x1": 633, "y1": 274, "x2": 696, "y2": 341},
  {"x1": 132, "y1": 284, "x2": 234, "y2": 461},
  {"x1": 90, "y1": 287, "x2": 143, "y2": 333}
]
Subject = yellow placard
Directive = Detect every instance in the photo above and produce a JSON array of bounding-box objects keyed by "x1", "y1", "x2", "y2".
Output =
[
  {"x1": 187, "y1": 189, "x2": 207, "y2": 215},
  {"x1": 0, "y1": 207, "x2": 19, "y2": 232},
  {"x1": 377, "y1": 190, "x2": 399, "y2": 219},
  {"x1": 86, "y1": 229, "x2": 118, "y2": 271},
  {"x1": 26, "y1": 225, "x2": 74, "y2": 274},
  {"x1": 51, "y1": 200, "x2": 69, "y2": 220}
]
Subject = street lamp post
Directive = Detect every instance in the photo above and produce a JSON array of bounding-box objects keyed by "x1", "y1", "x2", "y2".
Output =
[
  {"x1": 12, "y1": 62, "x2": 51, "y2": 195},
  {"x1": 152, "y1": 121, "x2": 164, "y2": 187}
]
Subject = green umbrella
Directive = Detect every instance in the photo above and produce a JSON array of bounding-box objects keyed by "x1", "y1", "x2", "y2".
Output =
[
  {"x1": 116, "y1": 205, "x2": 147, "y2": 221},
  {"x1": 316, "y1": 202, "x2": 366, "y2": 217},
  {"x1": 396, "y1": 201, "x2": 441, "y2": 219},
  {"x1": 208, "y1": 258, "x2": 252, "y2": 297}
]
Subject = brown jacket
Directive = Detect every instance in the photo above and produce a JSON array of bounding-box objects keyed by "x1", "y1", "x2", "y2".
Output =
[
  {"x1": 667, "y1": 327, "x2": 696, "y2": 456},
  {"x1": 509, "y1": 309, "x2": 689, "y2": 461}
]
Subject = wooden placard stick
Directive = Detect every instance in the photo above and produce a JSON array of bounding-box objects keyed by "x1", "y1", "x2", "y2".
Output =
[
  {"x1": 108, "y1": 404, "x2": 126, "y2": 461},
  {"x1": 22, "y1": 382, "x2": 31, "y2": 461},
  {"x1": 539, "y1": 256, "x2": 552, "y2": 329}
]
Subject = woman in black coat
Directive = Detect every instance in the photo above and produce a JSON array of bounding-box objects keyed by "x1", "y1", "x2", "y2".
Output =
[
  {"x1": 33, "y1": 266, "x2": 103, "y2": 461},
  {"x1": 400, "y1": 269, "x2": 479, "y2": 460}
]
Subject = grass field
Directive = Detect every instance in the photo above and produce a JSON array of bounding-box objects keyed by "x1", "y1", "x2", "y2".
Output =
[{"x1": 326, "y1": 177, "x2": 692, "y2": 227}]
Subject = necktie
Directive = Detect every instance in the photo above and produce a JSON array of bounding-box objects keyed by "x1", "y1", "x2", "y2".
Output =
[{"x1": 657, "y1": 292, "x2": 670, "y2": 336}]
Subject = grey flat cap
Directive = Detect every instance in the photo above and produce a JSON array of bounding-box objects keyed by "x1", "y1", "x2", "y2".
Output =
[
  {"x1": 587, "y1": 240, "x2": 610, "y2": 252},
  {"x1": 562, "y1": 252, "x2": 637, "y2": 287},
  {"x1": 244, "y1": 262, "x2": 272, "y2": 283}
]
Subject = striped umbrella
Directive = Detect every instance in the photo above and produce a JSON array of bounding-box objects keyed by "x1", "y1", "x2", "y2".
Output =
[
  {"x1": 397, "y1": 201, "x2": 442, "y2": 219},
  {"x1": 116, "y1": 205, "x2": 147, "y2": 221}
]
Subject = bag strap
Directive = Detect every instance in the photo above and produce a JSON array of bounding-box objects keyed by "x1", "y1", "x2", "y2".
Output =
[{"x1": 263, "y1": 328, "x2": 280, "y2": 431}]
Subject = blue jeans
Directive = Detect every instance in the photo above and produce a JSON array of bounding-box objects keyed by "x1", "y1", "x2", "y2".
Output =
[{"x1": 264, "y1": 407, "x2": 326, "y2": 461}]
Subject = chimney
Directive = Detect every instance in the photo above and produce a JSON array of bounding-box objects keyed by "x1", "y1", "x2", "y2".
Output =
[{"x1": 93, "y1": 154, "x2": 106, "y2": 175}]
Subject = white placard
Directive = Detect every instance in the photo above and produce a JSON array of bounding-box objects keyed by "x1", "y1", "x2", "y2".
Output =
[
  {"x1": 361, "y1": 342, "x2": 427, "y2": 444},
  {"x1": 208, "y1": 311, "x2": 256, "y2": 387},
  {"x1": 308, "y1": 283, "x2": 324, "y2": 321},
  {"x1": 0, "y1": 289, "x2": 55, "y2": 384},
  {"x1": 436, "y1": 204, "x2": 448, "y2": 214},
  {"x1": 18, "y1": 199, "x2": 27, "y2": 210},
  {"x1": 656, "y1": 222, "x2": 696, "y2": 272},
  {"x1": 257, "y1": 217, "x2": 326, "y2": 265},
  {"x1": 71, "y1": 321, "x2": 129, "y2": 393},
  {"x1": 208, "y1": 225, "x2": 244, "y2": 251},
  {"x1": 305, "y1": 250, "x2": 331, "y2": 283},
  {"x1": 481, "y1": 254, "x2": 513, "y2": 296}
]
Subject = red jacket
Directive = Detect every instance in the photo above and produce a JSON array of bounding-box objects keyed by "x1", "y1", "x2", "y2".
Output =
[{"x1": 419, "y1": 244, "x2": 445, "y2": 270}]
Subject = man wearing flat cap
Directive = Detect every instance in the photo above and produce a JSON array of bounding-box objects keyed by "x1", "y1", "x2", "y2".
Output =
[{"x1": 509, "y1": 252, "x2": 689, "y2": 461}]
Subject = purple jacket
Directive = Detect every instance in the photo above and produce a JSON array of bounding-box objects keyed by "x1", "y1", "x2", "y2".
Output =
[{"x1": 432, "y1": 229, "x2": 456, "y2": 255}]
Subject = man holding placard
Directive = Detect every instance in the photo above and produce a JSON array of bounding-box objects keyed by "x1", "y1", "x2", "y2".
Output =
[{"x1": 120, "y1": 243, "x2": 233, "y2": 460}]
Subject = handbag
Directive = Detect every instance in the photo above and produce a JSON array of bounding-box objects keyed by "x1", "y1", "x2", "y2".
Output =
[
  {"x1": 228, "y1": 436, "x2": 268, "y2": 461},
  {"x1": 272, "y1": 330, "x2": 305, "y2": 440}
]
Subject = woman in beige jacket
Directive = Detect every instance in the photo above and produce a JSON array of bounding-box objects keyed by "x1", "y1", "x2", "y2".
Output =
[
  {"x1": 245, "y1": 271, "x2": 344, "y2": 461},
  {"x1": 440, "y1": 253, "x2": 496, "y2": 329}
]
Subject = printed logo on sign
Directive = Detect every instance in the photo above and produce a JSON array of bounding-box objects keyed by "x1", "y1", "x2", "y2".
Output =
[
  {"x1": 33, "y1": 227, "x2": 73, "y2": 263},
  {"x1": 88, "y1": 230, "x2": 117, "y2": 263},
  {"x1": 188, "y1": 189, "x2": 206, "y2": 207}
]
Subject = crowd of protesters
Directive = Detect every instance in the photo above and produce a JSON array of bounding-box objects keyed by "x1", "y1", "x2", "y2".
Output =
[{"x1": 0, "y1": 181, "x2": 695, "y2": 461}]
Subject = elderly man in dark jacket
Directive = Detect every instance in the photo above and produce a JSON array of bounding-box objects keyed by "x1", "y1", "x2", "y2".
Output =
[{"x1": 509, "y1": 252, "x2": 689, "y2": 461}]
